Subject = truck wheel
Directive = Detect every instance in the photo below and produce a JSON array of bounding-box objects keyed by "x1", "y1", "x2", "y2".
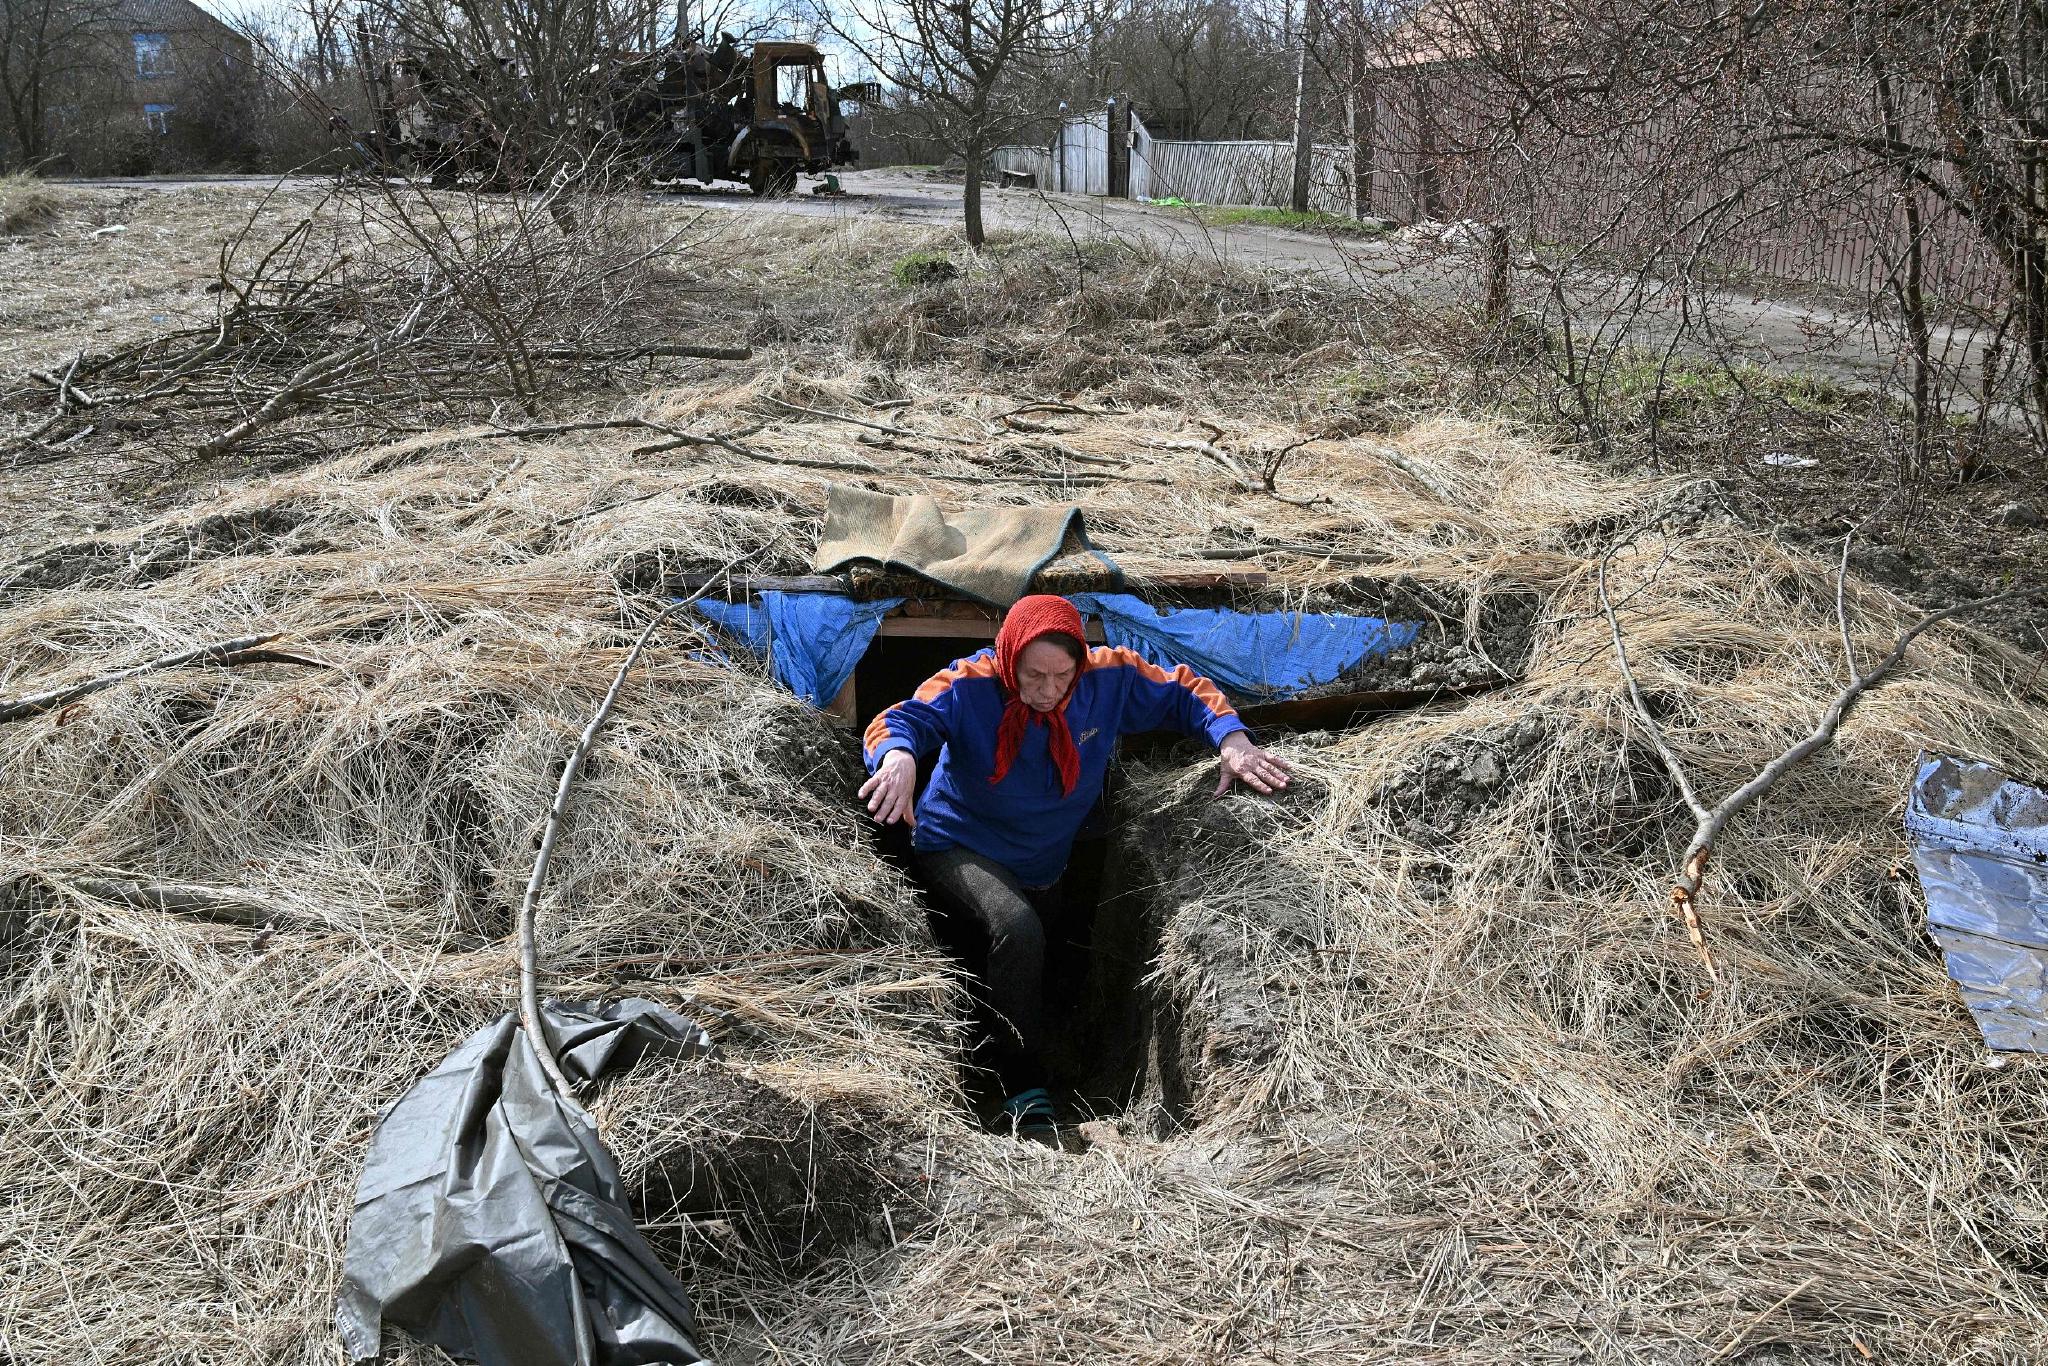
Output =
[{"x1": 748, "y1": 160, "x2": 797, "y2": 197}]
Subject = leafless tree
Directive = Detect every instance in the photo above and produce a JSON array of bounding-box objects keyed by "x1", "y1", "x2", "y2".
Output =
[
  {"x1": 1366, "y1": 0, "x2": 2048, "y2": 460},
  {"x1": 1049, "y1": 0, "x2": 1293, "y2": 140},
  {"x1": 1286, "y1": 0, "x2": 1318, "y2": 211},
  {"x1": 815, "y1": 0, "x2": 1076, "y2": 247},
  {"x1": 0, "y1": 0, "x2": 120, "y2": 167}
]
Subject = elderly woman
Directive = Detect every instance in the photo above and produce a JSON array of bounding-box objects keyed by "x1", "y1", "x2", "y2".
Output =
[{"x1": 858, "y1": 594, "x2": 1291, "y2": 1140}]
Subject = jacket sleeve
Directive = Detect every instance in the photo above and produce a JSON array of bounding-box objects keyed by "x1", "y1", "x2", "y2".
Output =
[
  {"x1": 1102, "y1": 648, "x2": 1248, "y2": 748},
  {"x1": 862, "y1": 654, "x2": 983, "y2": 771}
]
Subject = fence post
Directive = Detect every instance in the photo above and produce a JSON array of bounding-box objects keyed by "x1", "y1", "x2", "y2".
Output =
[{"x1": 1107, "y1": 98, "x2": 1130, "y2": 198}]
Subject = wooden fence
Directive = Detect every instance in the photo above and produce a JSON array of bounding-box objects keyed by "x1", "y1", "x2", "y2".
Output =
[{"x1": 1360, "y1": 66, "x2": 2009, "y2": 310}]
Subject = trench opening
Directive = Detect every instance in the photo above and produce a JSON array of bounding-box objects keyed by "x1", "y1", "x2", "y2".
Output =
[
  {"x1": 693, "y1": 576, "x2": 1534, "y2": 1135},
  {"x1": 851, "y1": 631, "x2": 1204, "y2": 1135}
]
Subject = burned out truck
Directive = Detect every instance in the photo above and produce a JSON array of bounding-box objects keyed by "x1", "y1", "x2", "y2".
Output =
[
  {"x1": 617, "y1": 36, "x2": 872, "y2": 195},
  {"x1": 357, "y1": 31, "x2": 871, "y2": 195},
  {"x1": 364, "y1": 50, "x2": 520, "y2": 187}
]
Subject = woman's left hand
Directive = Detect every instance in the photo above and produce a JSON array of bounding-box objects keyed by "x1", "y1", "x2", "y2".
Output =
[{"x1": 1215, "y1": 732, "x2": 1293, "y2": 796}]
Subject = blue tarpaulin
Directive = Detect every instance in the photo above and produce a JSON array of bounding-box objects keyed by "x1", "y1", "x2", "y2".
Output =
[
  {"x1": 1906, "y1": 754, "x2": 2048, "y2": 1053},
  {"x1": 694, "y1": 592, "x2": 905, "y2": 706},
  {"x1": 697, "y1": 589, "x2": 1420, "y2": 710},
  {"x1": 1071, "y1": 592, "x2": 1421, "y2": 701}
]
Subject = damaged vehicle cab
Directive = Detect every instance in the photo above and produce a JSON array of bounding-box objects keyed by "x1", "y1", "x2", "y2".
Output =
[{"x1": 655, "y1": 37, "x2": 871, "y2": 196}]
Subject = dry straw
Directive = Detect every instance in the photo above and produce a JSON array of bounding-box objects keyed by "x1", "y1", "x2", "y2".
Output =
[{"x1": 2, "y1": 212, "x2": 2044, "y2": 1365}]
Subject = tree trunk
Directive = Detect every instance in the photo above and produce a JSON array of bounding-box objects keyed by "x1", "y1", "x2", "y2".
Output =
[
  {"x1": 1290, "y1": 0, "x2": 1318, "y2": 213},
  {"x1": 1874, "y1": 67, "x2": 1937, "y2": 477},
  {"x1": 1348, "y1": 5, "x2": 1374, "y2": 221},
  {"x1": 2022, "y1": 239, "x2": 2048, "y2": 436},
  {"x1": 965, "y1": 151, "x2": 986, "y2": 249}
]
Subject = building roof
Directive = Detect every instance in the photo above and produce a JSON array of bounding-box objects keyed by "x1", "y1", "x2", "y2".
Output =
[
  {"x1": 110, "y1": 0, "x2": 242, "y2": 37},
  {"x1": 1366, "y1": 0, "x2": 1492, "y2": 71}
]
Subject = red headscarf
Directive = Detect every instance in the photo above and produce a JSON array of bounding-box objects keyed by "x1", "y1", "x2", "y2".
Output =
[{"x1": 989, "y1": 594, "x2": 1087, "y2": 796}]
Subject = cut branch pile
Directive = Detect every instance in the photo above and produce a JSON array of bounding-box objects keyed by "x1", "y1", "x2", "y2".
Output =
[{"x1": 1, "y1": 180, "x2": 737, "y2": 470}]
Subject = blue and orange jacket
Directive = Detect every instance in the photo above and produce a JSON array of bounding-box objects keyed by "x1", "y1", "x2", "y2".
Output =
[{"x1": 863, "y1": 645, "x2": 1247, "y2": 887}]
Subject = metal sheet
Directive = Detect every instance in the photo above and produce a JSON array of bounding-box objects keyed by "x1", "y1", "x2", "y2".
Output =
[{"x1": 1905, "y1": 754, "x2": 2048, "y2": 1052}]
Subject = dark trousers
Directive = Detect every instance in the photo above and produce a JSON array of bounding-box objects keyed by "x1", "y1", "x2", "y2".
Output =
[{"x1": 915, "y1": 845, "x2": 1059, "y2": 1096}]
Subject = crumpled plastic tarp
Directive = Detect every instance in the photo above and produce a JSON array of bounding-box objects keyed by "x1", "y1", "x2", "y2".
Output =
[
  {"x1": 694, "y1": 591, "x2": 906, "y2": 706},
  {"x1": 336, "y1": 998, "x2": 716, "y2": 1365},
  {"x1": 1905, "y1": 754, "x2": 2048, "y2": 1053},
  {"x1": 1070, "y1": 592, "x2": 1422, "y2": 701},
  {"x1": 696, "y1": 590, "x2": 1421, "y2": 710}
]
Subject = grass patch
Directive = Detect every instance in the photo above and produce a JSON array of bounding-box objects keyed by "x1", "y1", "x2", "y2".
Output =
[
  {"x1": 0, "y1": 172, "x2": 61, "y2": 235},
  {"x1": 1605, "y1": 351, "x2": 1859, "y2": 420},
  {"x1": 890, "y1": 249, "x2": 958, "y2": 287}
]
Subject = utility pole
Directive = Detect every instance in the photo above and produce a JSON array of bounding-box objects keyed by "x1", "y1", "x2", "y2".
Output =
[{"x1": 1289, "y1": 0, "x2": 1319, "y2": 213}]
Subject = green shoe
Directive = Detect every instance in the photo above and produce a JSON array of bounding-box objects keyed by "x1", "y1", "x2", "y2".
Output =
[{"x1": 999, "y1": 1087, "x2": 1058, "y2": 1144}]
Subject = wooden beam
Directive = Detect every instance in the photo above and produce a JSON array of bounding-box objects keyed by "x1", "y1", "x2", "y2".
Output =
[
  {"x1": 665, "y1": 569, "x2": 1273, "y2": 603},
  {"x1": 824, "y1": 674, "x2": 857, "y2": 722},
  {"x1": 873, "y1": 617, "x2": 1106, "y2": 641},
  {"x1": 669, "y1": 573, "x2": 850, "y2": 599},
  {"x1": 1238, "y1": 684, "x2": 1486, "y2": 729}
]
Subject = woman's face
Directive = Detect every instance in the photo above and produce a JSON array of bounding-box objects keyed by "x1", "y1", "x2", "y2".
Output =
[{"x1": 1016, "y1": 638, "x2": 1080, "y2": 713}]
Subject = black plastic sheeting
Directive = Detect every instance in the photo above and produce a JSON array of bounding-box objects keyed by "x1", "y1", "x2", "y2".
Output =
[{"x1": 337, "y1": 998, "x2": 716, "y2": 1365}]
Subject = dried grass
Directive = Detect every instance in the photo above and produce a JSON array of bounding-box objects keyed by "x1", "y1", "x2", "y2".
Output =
[
  {"x1": 2, "y1": 209, "x2": 2046, "y2": 1365},
  {"x1": 0, "y1": 173, "x2": 63, "y2": 236}
]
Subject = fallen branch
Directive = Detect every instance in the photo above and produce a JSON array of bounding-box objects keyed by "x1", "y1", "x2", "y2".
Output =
[
  {"x1": 1003, "y1": 400, "x2": 1127, "y2": 419},
  {"x1": 1255, "y1": 436, "x2": 1328, "y2": 509},
  {"x1": 856, "y1": 431, "x2": 949, "y2": 458},
  {"x1": 1156, "y1": 437, "x2": 1254, "y2": 487},
  {"x1": 996, "y1": 412, "x2": 1069, "y2": 435},
  {"x1": 197, "y1": 292, "x2": 440, "y2": 460},
  {"x1": 29, "y1": 361, "x2": 95, "y2": 408},
  {"x1": 0, "y1": 632, "x2": 311, "y2": 724},
  {"x1": 1193, "y1": 543, "x2": 1389, "y2": 565},
  {"x1": 1373, "y1": 445, "x2": 1460, "y2": 504},
  {"x1": 513, "y1": 535, "x2": 782, "y2": 1098},
  {"x1": 6, "y1": 356, "x2": 90, "y2": 461},
  {"x1": 69, "y1": 876, "x2": 297, "y2": 926},
  {"x1": 475, "y1": 413, "x2": 1146, "y2": 488},
  {"x1": 1599, "y1": 531, "x2": 2048, "y2": 980},
  {"x1": 1020, "y1": 438, "x2": 1130, "y2": 469},
  {"x1": 1156, "y1": 435, "x2": 1325, "y2": 505},
  {"x1": 761, "y1": 396, "x2": 921, "y2": 437},
  {"x1": 528, "y1": 343, "x2": 751, "y2": 363}
]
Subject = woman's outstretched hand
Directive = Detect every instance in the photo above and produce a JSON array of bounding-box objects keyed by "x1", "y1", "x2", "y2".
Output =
[
  {"x1": 859, "y1": 748, "x2": 917, "y2": 826},
  {"x1": 1215, "y1": 732, "x2": 1293, "y2": 796}
]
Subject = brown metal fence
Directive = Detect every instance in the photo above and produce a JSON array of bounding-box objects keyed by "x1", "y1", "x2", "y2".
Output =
[{"x1": 1361, "y1": 67, "x2": 2009, "y2": 311}]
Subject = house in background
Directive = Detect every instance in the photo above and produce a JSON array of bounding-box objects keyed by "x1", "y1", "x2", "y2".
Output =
[
  {"x1": 106, "y1": 0, "x2": 252, "y2": 142},
  {"x1": 0, "y1": 0, "x2": 259, "y2": 171}
]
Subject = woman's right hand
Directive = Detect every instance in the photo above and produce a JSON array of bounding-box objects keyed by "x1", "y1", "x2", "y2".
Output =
[{"x1": 858, "y1": 748, "x2": 917, "y2": 826}]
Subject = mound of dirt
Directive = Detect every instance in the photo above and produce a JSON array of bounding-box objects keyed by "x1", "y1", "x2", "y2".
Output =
[{"x1": 4, "y1": 210, "x2": 2047, "y2": 1366}]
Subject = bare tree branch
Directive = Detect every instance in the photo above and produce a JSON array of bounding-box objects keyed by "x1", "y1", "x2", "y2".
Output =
[
  {"x1": 0, "y1": 632, "x2": 314, "y2": 724},
  {"x1": 1602, "y1": 529, "x2": 2048, "y2": 980},
  {"x1": 513, "y1": 535, "x2": 782, "y2": 1097}
]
